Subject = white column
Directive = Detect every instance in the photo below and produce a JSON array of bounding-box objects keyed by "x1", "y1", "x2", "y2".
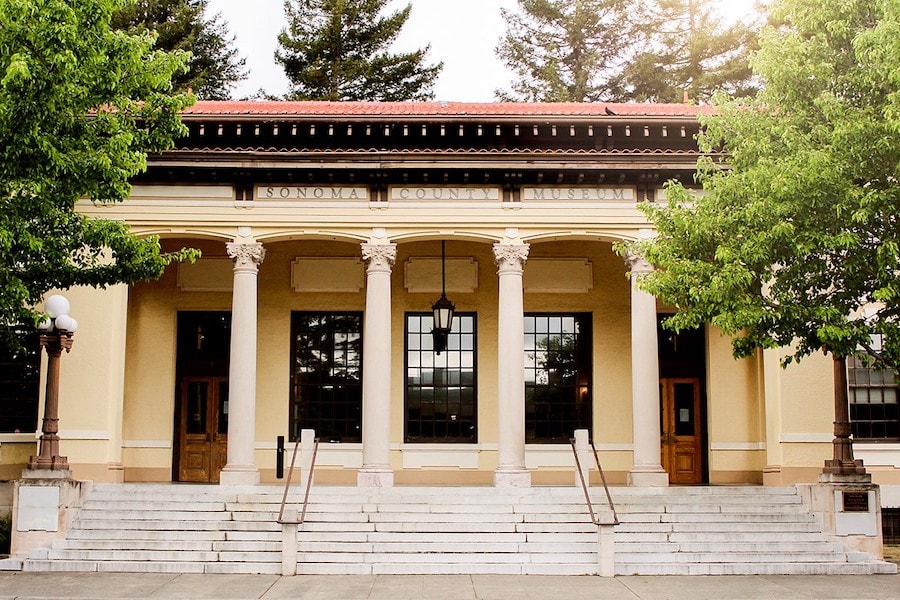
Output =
[
  {"x1": 626, "y1": 253, "x2": 668, "y2": 486},
  {"x1": 493, "y1": 242, "x2": 531, "y2": 487},
  {"x1": 220, "y1": 241, "x2": 265, "y2": 486},
  {"x1": 357, "y1": 242, "x2": 397, "y2": 487}
]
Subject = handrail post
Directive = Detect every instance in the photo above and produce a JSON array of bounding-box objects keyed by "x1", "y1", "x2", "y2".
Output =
[
  {"x1": 278, "y1": 429, "x2": 320, "y2": 527},
  {"x1": 278, "y1": 429, "x2": 320, "y2": 577},
  {"x1": 572, "y1": 428, "x2": 618, "y2": 577},
  {"x1": 299, "y1": 429, "x2": 316, "y2": 493},
  {"x1": 573, "y1": 429, "x2": 592, "y2": 487},
  {"x1": 281, "y1": 509, "x2": 298, "y2": 576},
  {"x1": 598, "y1": 524, "x2": 615, "y2": 577}
]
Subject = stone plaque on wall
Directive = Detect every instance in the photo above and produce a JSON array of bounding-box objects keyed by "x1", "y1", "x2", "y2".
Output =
[
  {"x1": 390, "y1": 187, "x2": 500, "y2": 202},
  {"x1": 177, "y1": 258, "x2": 233, "y2": 292},
  {"x1": 16, "y1": 486, "x2": 60, "y2": 532},
  {"x1": 522, "y1": 187, "x2": 635, "y2": 202},
  {"x1": 524, "y1": 259, "x2": 593, "y2": 293},
  {"x1": 404, "y1": 257, "x2": 479, "y2": 294},
  {"x1": 256, "y1": 186, "x2": 369, "y2": 201},
  {"x1": 291, "y1": 257, "x2": 365, "y2": 293}
]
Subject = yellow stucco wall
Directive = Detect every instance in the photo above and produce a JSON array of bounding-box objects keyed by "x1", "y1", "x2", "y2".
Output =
[
  {"x1": 1, "y1": 181, "x2": 868, "y2": 487},
  {"x1": 706, "y1": 327, "x2": 765, "y2": 483}
]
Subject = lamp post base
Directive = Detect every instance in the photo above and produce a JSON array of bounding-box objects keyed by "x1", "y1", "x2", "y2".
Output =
[
  {"x1": 26, "y1": 455, "x2": 70, "y2": 472},
  {"x1": 821, "y1": 459, "x2": 871, "y2": 483}
]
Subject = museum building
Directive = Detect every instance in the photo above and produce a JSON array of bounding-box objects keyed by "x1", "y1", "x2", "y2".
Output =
[{"x1": 1, "y1": 101, "x2": 898, "y2": 498}]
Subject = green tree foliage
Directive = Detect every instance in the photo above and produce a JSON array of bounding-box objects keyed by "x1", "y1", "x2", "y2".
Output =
[
  {"x1": 276, "y1": 0, "x2": 442, "y2": 101},
  {"x1": 111, "y1": 0, "x2": 246, "y2": 100},
  {"x1": 0, "y1": 0, "x2": 197, "y2": 330},
  {"x1": 495, "y1": 0, "x2": 634, "y2": 102},
  {"x1": 624, "y1": 0, "x2": 900, "y2": 369},
  {"x1": 611, "y1": 0, "x2": 761, "y2": 103}
]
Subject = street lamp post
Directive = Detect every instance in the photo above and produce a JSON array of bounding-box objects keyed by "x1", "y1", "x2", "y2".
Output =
[{"x1": 28, "y1": 294, "x2": 77, "y2": 471}]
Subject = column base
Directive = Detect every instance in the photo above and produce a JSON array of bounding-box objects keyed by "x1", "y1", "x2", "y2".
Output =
[
  {"x1": 493, "y1": 469, "x2": 531, "y2": 487},
  {"x1": 219, "y1": 467, "x2": 260, "y2": 486},
  {"x1": 627, "y1": 468, "x2": 669, "y2": 487},
  {"x1": 357, "y1": 469, "x2": 394, "y2": 487}
]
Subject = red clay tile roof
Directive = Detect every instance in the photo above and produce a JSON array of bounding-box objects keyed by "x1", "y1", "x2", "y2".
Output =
[{"x1": 183, "y1": 101, "x2": 712, "y2": 118}]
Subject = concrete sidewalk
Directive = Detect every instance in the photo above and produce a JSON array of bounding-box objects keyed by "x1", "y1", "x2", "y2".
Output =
[{"x1": 0, "y1": 573, "x2": 898, "y2": 600}]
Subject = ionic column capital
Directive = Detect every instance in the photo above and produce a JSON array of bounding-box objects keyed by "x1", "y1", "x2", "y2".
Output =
[
  {"x1": 226, "y1": 242, "x2": 266, "y2": 271},
  {"x1": 361, "y1": 243, "x2": 397, "y2": 272},
  {"x1": 493, "y1": 243, "x2": 530, "y2": 273}
]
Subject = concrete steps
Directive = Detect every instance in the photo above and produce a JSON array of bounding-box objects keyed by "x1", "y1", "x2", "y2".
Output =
[
  {"x1": 12, "y1": 483, "x2": 897, "y2": 575},
  {"x1": 608, "y1": 486, "x2": 896, "y2": 575}
]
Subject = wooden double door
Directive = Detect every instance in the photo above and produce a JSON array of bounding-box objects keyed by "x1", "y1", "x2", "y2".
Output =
[
  {"x1": 177, "y1": 376, "x2": 229, "y2": 483},
  {"x1": 660, "y1": 378, "x2": 703, "y2": 484}
]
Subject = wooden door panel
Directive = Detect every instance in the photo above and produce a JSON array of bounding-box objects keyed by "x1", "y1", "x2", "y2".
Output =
[
  {"x1": 177, "y1": 377, "x2": 227, "y2": 483},
  {"x1": 660, "y1": 378, "x2": 703, "y2": 484}
]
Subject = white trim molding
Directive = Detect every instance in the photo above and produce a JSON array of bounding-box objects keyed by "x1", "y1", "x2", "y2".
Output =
[
  {"x1": 779, "y1": 433, "x2": 834, "y2": 443},
  {"x1": 59, "y1": 430, "x2": 110, "y2": 441},
  {"x1": 854, "y1": 443, "x2": 900, "y2": 468},
  {"x1": 710, "y1": 442, "x2": 766, "y2": 451},
  {"x1": 122, "y1": 440, "x2": 172, "y2": 449},
  {"x1": 0, "y1": 433, "x2": 38, "y2": 443}
]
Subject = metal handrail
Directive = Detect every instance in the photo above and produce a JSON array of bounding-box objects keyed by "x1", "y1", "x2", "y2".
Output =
[
  {"x1": 277, "y1": 435, "x2": 320, "y2": 525},
  {"x1": 570, "y1": 437, "x2": 619, "y2": 526},
  {"x1": 590, "y1": 439, "x2": 619, "y2": 525}
]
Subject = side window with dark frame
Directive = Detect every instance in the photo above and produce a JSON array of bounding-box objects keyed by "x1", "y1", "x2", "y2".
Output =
[
  {"x1": 404, "y1": 313, "x2": 477, "y2": 443},
  {"x1": 0, "y1": 327, "x2": 41, "y2": 433},
  {"x1": 289, "y1": 312, "x2": 363, "y2": 443},
  {"x1": 848, "y1": 338, "x2": 899, "y2": 440}
]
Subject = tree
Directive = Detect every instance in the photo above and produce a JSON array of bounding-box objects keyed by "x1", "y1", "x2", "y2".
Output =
[
  {"x1": 275, "y1": 0, "x2": 442, "y2": 101},
  {"x1": 111, "y1": 0, "x2": 246, "y2": 100},
  {"x1": 0, "y1": 0, "x2": 197, "y2": 333},
  {"x1": 624, "y1": 0, "x2": 900, "y2": 371},
  {"x1": 495, "y1": 0, "x2": 635, "y2": 102},
  {"x1": 609, "y1": 0, "x2": 761, "y2": 103}
]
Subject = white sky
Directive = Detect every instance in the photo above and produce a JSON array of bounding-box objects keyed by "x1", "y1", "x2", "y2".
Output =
[{"x1": 207, "y1": 0, "x2": 763, "y2": 102}]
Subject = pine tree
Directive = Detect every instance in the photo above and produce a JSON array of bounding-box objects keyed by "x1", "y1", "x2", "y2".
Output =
[
  {"x1": 276, "y1": 0, "x2": 442, "y2": 101},
  {"x1": 495, "y1": 0, "x2": 636, "y2": 102},
  {"x1": 611, "y1": 0, "x2": 761, "y2": 103},
  {"x1": 111, "y1": 0, "x2": 246, "y2": 100}
]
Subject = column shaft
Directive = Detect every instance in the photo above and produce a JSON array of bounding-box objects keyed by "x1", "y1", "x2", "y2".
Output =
[
  {"x1": 220, "y1": 242, "x2": 265, "y2": 486},
  {"x1": 493, "y1": 243, "x2": 531, "y2": 487},
  {"x1": 358, "y1": 243, "x2": 396, "y2": 487},
  {"x1": 627, "y1": 255, "x2": 668, "y2": 487}
]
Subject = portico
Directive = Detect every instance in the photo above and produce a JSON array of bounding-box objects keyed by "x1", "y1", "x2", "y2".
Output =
[{"x1": 62, "y1": 101, "x2": 740, "y2": 487}]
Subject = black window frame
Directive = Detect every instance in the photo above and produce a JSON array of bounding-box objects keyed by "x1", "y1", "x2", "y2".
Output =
[
  {"x1": 0, "y1": 326, "x2": 42, "y2": 434},
  {"x1": 524, "y1": 313, "x2": 593, "y2": 444},
  {"x1": 848, "y1": 348, "x2": 899, "y2": 442},
  {"x1": 404, "y1": 312, "x2": 478, "y2": 443},
  {"x1": 289, "y1": 311, "x2": 363, "y2": 443}
]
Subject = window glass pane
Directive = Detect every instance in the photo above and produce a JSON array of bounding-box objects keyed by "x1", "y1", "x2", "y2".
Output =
[
  {"x1": 290, "y1": 312, "x2": 363, "y2": 443},
  {"x1": 186, "y1": 381, "x2": 208, "y2": 435},
  {"x1": 404, "y1": 313, "x2": 477, "y2": 443},
  {"x1": 0, "y1": 327, "x2": 41, "y2": 433},
  {"x1": 523, "y1": 314, "x2": 592, "y2": 443}
]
